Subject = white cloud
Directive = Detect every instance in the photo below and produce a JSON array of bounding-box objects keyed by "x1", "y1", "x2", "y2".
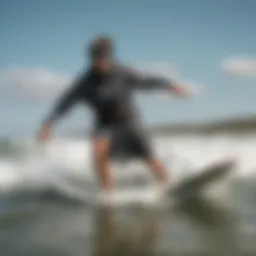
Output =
[
  {"x1": 222, "y1": 57, "x2": 256, "y2": 77},
  {"x1": 0, "y1": 67, "x2": 71, "y2": 101}
]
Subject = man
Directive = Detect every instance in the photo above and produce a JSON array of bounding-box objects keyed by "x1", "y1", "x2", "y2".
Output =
[{"x1": 37, "y1": 35, "x2": 191, "y2": 194}]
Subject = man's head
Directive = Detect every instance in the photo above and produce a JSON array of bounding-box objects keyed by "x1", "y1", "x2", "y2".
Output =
[{"x1": 88, "y1": 35, "x2": 114, "y2": 72}]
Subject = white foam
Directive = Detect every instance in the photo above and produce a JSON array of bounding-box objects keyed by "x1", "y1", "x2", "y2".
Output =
[{"x1": 0, "y1": 134, "x2": 255, "y2": 196}]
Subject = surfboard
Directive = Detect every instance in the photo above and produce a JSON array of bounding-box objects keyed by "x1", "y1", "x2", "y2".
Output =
[
  {"x1": 53, "y1": 159, "x2": 235, "y2": 208},
  {"x1": 171, "y1": 159, "x2": 235, "y2": 198}
]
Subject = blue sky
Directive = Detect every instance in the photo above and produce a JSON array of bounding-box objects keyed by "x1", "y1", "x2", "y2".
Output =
[{"x1": 1, "y1": 0, "x2": 256, "y2": 137}]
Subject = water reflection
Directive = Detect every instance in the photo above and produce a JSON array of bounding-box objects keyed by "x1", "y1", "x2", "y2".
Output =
[
  {"x1": 92, "y1": 208, "x2": 161, "y2": 256},
  {"x1": 0, "y1": 194, "x2": 243, "y2": 256},
  {"x1": 178, "y1": 196, "x2": 240, "y2": 256},
  {"x1": 91, "y1": 195, "x2": 239, "y2": 256}
]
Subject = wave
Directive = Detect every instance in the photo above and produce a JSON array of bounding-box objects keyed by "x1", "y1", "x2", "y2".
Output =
[{"x1": 0, "y1": 135, "x2": 255, "y2": 200}]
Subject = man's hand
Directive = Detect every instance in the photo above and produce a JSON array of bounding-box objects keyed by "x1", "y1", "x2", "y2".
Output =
[
  {"x1": 170, "y1": 83, "x2": 195, "y2": 98},
  {"x1": 37, "y1": 122, "x2": 53, "y2": 143}
]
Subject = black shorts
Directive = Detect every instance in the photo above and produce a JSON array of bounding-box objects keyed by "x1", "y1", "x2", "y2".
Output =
[{"x1": 92, "y1": 122, "x2": 154, "y2": 160}]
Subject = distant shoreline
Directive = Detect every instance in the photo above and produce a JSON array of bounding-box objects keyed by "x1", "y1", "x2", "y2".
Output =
[{"x1": 150, "y1": 116, "x2": 256, "y2": 135}]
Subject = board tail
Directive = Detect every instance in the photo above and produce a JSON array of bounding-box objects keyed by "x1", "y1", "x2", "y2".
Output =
[{"x1": 172, "y1": 159, "x2": 235, "y2": 198}]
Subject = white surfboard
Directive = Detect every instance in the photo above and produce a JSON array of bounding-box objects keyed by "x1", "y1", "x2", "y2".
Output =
[
  {"x1": 53, "y1": 181, "x2": 164, "y2": 207},
  {"x1": 53, "y1": 159, "x2": 235, "y2": 208}
]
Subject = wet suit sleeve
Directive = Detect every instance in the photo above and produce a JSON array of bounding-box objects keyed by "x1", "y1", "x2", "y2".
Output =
[
  {"x1": 43, "y1": 75, "x2": 85, "y2": 125},
  {"x1": 124, "y1": 66, "x2": 175, "y2": 91}
]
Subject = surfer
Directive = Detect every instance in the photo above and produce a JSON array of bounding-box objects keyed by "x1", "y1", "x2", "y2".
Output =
[{"x1": 37, "y1": 35, "x2": 192, "y2": 194}]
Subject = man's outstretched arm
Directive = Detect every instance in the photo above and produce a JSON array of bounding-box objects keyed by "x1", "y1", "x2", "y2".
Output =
[
  {"x1": 125, "y1": 66, "x2": 191, "y2": 97},
  {"x1": 37, "y1": 76, "x2": 84, "y2": 141}
]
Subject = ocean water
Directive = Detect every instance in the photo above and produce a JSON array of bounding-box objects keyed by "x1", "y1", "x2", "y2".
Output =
[{"x1": 0, "y1": 134, "x2": 256, "y2": 255}]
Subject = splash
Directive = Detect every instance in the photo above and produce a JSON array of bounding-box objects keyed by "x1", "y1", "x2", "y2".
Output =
[{"x1": 0, "y1": 135, "x2": 255, "y2": 199}]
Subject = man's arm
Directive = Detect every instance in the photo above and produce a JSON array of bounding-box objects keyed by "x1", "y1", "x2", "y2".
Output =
[
  {"x1": 37, "y1": 75, "x2": 85, "y2": 141},
  {"x1": 124, "y1": 66, "x2": 190, "y2": 97},
  {"x1": 43, "y1": 78, "x2": 83, "y2": 126}
]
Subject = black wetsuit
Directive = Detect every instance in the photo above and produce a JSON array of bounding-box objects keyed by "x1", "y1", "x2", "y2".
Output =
[{"x1": 44, "y1": 63, "x2": 172, "y2": 160}]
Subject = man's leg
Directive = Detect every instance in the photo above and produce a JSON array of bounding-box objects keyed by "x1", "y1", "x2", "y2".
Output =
[
  {"x1": 92, "y1": 136, "x2": 114, "y2": 192},
  {"x1": 147, "y1": 157, "x2": 170, "y2": 185},
  {"x1": 127, "y1": 124, "x2": 170, "y2": 186}
]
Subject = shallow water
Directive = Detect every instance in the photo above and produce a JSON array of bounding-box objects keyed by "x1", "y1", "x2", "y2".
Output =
[
  {"x1": 0, "y1": 181, "x2": 256, "y2": 256},
  {"x1": 0, "y1": 135, "x2": 256, "y2": 255}
]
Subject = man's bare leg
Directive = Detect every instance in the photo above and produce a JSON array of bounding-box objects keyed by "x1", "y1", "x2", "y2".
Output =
[
  {"x1": 92, "y1": 137, "x2": 114, "y2": 192},
  {"x1": 147, "y1": 157, "x2": 171, "y2": 188}
]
